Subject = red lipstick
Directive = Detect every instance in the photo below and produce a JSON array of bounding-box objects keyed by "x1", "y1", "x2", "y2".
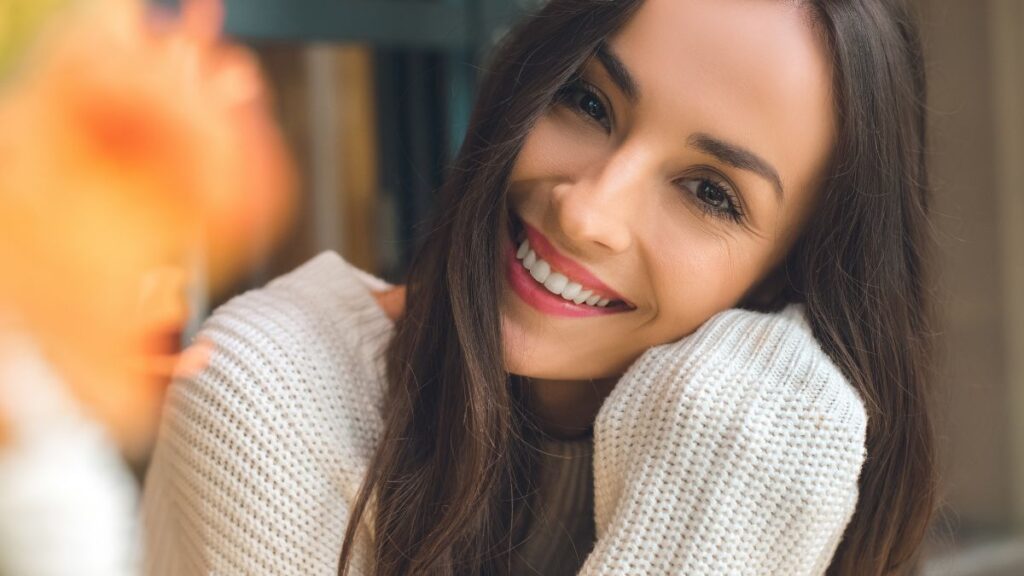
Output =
[
  {"x1": 504, "y1": 215, "x2": 634, "y2": 318},
  {"x1": 520, "y1": 221, "x2": 632, "y2": 306}
]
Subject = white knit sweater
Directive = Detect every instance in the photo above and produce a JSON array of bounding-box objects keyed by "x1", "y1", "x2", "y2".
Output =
[{"x1": 140, "y1": 250, "x2": 868, "y2": 575}]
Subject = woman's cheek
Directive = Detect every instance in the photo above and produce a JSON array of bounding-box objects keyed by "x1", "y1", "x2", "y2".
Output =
[
  {"x1": 515, "y1": 114, "x2": 608, "y2": 179},
  {"x1": 648, "y1": 251, "x2": 740, "y2": 339}
]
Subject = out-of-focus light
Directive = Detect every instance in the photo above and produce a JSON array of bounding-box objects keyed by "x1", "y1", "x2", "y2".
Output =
[
  {"x1": 0, "y1": 0, "x2": 69, "y2": 79},
  {"x1": 0, "y1": 0, "x2": 297, "y2": 454}
]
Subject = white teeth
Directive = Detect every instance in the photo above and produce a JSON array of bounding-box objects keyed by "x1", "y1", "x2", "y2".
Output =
[
  {"x1": 516, "y1": 239, "x2": 530, "y2": 260},
  {"x1": 523, "y1": 250, "x2": 536, "y2": 270},
  {"x1": 530, "y1": 260, "x2": 551, "y2": 283},
  {"x1": 560, "y1": 282, "x2": 582, "y2": 301},
  {"x1": 543, "y1": 272, "x2": 568, "y2": 294},
  {"x1": 514, "y1": 238, "x2": 623, "y2": 309},
  {"x1": 573, "y1": 289, "x2": 593, "y2": 305}
]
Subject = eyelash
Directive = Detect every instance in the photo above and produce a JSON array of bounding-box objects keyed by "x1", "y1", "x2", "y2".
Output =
[
  {"x1": 675, "y1": 175, "x2": 745, "y2": 223},
  {"x1": 552, "y1": 78, "x2": 745, "y2": 224},
  {"x1": 554, "y1": 77, "x2": 612, "y2": 131}
]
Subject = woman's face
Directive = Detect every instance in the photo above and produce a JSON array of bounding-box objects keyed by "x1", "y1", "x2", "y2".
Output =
[{"x1": 501, "y1": 0, "x2": 836, "y2": 381}]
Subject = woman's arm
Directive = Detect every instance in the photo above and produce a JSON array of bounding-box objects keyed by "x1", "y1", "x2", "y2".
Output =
[
  {"x1": 140, "y1": 252, "x2": 392, "y2": 576},
  {"x1": 580, "y1": 304, "x2": 867, "y2": 575}
]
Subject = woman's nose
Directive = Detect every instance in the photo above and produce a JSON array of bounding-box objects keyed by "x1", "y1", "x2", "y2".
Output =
[{"x1": 551, "y1": 154, "x2": 645, "y2": 254}]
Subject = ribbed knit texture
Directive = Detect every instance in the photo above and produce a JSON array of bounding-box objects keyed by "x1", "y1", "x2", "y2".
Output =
[{"x1": 140, "y1": 250, "x2": 868, "y2": 575}]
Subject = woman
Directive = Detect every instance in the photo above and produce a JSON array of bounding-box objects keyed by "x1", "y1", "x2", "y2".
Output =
[{"x1": 141, "y1": 0, "x2": 937, "y2": 574}]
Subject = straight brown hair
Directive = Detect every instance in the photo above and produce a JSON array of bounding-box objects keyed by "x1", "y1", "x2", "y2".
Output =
[{"x1": 338, "y1": 1, "x2": 938, "y2": 574}]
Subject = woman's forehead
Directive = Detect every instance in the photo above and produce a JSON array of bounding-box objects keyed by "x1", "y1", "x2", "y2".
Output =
[{"x1": 609, "y1": 0, "x2": 835, "y2": 215}]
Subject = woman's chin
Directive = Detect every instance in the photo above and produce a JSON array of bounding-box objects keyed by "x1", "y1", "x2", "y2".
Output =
[
  {"x1": 500, "y1": 304, "x2": 638, "y2": 381},
  {"x1": 502, "y1": 341, "x2": 631, "y2": 383}
]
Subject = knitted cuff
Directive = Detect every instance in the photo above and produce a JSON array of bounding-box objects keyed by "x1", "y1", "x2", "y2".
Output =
[{"x1": 584, "y1": 304, "x2": 868, "y2": 575}]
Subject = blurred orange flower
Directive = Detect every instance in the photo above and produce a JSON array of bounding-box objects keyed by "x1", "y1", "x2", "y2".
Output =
[{"x1": 0, "y1": 0, "x2": 296, "y2": 454}]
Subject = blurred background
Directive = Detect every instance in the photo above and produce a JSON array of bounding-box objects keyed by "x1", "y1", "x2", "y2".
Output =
[{"x1": 1, "y1": 0, "x2": 1022, "y2": 574}]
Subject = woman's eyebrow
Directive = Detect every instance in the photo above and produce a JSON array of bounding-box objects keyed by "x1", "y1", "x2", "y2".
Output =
[
  {"x1": 595, "y1": 42, "x2": 640, "y2": 102},
  {"x1": 594, "y1": 42, "x2": 784, "y2": 204},
  {"x1": 688, "y1": 133, "x2": 785, "y2": 204}
]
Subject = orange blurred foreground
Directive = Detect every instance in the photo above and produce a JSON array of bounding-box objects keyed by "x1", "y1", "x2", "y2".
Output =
[{"x1": 0, "y1": 0, "x2": 297, "y2": 454}]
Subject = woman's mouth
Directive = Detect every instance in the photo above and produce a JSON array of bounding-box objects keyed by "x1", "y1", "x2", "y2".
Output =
[{"x1": 505, "y1": 212, "x2": 635, "y2": 317}]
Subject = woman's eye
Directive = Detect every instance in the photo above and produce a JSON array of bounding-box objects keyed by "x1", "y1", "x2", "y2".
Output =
[
  {"x1": 576, "y1": 92, "x2": 607, "y2": 122},
  {"x1": 554, "y1": 79, "x2": 611, "y2": 131},
  {"x1": 678, "y1": 177, "x2": 744, "y2": 223}
]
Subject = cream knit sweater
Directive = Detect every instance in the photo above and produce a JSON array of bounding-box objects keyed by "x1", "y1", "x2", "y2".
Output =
[{"x1": 140, "y1": 250, "x2": 868, "y2": 575}]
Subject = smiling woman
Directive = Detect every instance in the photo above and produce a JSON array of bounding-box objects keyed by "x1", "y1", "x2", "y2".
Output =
[
  {"x1": 141, "y1": 0, "x2": 937, "y2": 575},
  {"x1": 502, "y1": 0, "x2": 835, "y2": 388},
  {"x1": 344, "y1": 0, "x2": 934, "y2": 572}
]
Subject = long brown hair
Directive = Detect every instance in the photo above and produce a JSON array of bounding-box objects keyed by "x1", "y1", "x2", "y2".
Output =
[{"x1": 337, "y1": 1, "x2": 938, "y2": 574}]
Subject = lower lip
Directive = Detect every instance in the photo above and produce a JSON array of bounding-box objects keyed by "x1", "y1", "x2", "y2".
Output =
[{"x1": 505, "y1": 227, "x2": 628, "y2": 318}]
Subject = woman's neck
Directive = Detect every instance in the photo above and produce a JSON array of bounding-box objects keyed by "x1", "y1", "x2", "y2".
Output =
[{"x1": 521, "y1": 375, "x2": 619, "y2": 440}]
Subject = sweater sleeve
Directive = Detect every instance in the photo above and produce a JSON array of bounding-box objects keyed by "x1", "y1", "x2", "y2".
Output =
[
  {"x1": 579, "y1": 304, "x2": 868, "y2": 576},
  {"x1": 140, "y1": 314, "x2": 351, "y2": 575},
  {"x1": 139, "y1": 251, "x2": 393, "y2": 576}
]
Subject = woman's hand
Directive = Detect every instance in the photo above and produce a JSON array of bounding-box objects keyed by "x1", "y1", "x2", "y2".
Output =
[
  {"x1": 580, "y1": 304, "x2": 868, "y2": 575},
  {"x1": 372, "y1": 285, "x2": 406, "y2": 322}
]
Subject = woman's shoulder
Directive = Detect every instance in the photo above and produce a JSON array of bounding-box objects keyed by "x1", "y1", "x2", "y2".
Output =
[
  {"x1": 184, "y1": 249, "x2": 394, "y2": 427},
  {"x1": 236, "y1": 249, "x2": 395, "y2": 346},
  {"x1": 156, "y1": 251, "x2": 396, "y2": 477},
  {"x1": 141, "y1": 252, "x2": 392, "y2": 573},
  {"x1": 207, "y1": 250, "x2": 394, "y2": 371}
]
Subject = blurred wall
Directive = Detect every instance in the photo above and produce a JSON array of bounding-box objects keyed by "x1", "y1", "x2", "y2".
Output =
[{"x1": 918, "y1": 0, "x2": 1024, "y2": 563}]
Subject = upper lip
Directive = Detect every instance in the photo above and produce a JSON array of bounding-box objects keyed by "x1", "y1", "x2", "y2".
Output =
[{"x1": 518, "y1": 218, "x2": 634, "y2": 308}]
